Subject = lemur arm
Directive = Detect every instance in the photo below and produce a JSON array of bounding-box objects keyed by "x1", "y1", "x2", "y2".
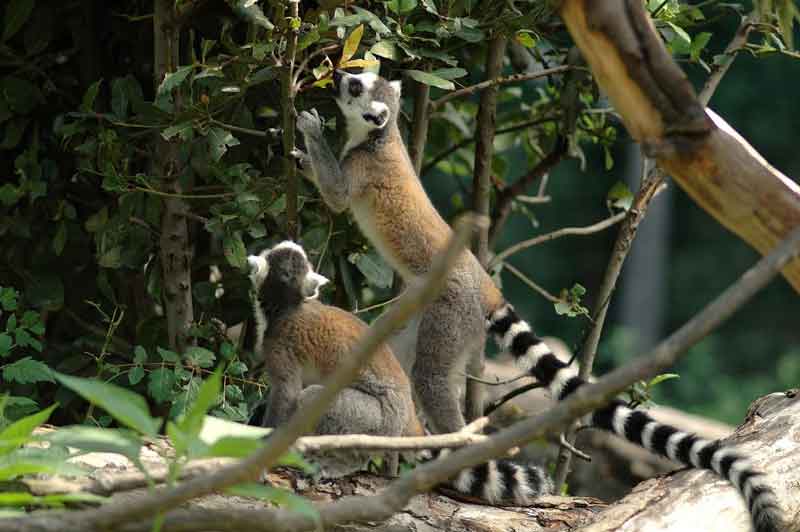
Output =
[{"x1": 296, "y1": 109, "x2": 352, "y2": 213}]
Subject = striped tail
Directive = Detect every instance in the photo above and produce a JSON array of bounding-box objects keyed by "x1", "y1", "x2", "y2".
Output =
[
  {"x1": 487, "y1": 303, "x2": 782, "y2": 532},
  {"x1": 419, "y1": 449, "x2": 553, "y2": 505}
]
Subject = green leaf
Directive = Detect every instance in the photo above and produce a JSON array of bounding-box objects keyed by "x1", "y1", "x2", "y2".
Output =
[
  {"x1": 147, "y1": 368, "x2": 176, "y2": 404},
  {"x1": 298, "y1": 29, "x2": 320, "y2": 52},
  {"x1": 226, "y1": 483, "x2": 320, "y2": 525},
  {"x1": 128, "y1": 365, "x2": 145, "y2": 386},
  {"x1": 348, "y1": 252, "x2": 393, "y2": 289},
  {"x1": 204, "y1": 435, "x2": 262, "y2": 458},
  {"x1": 223, "y1": 232, "x2": 248, "y2": 269},
  {"x1": 0, "y1": 404, "x2": 57, "y2": 455},
  {"x1": 5, "y1": 315, "x2": 16, "y2": 333},
  {"x1": 81, "y1": 79, "x2": 103, "y2": 113},
  {"x1": 206, "y1": 126, "x2": 240, "y2": 161},
  {"x1": 0, "y1": 457, "x2": 84, "y2": 482},
  {"x1": 53, "y1": 372, "x2": 160, "y2": 436},
  {"x1": 0, "y1": 333, "x2": 12, "y2": 357},
  {"x1": 404, "y1": 69, "x2": 454, "y2": 90},
  {"x1": 648, "y1": 373, "x2": 680, "y2": 388},
  {"x1": 177, "y1": 368, "x2": 222, "y2": 439},
  {"x1": 156, "y1": 346, "x2": 179, "y2": 363},
  {"x1": 515, "y1": 31, "x2": 537, "y2": 48},
  {"x1": 161, "y1": 121, "x2": 193, "y2": 141},
  {"x1": 607, "y1": 181, "x2": 633, "y2": 211},
  {"x1": 386, "y1": 0, "x2": 418, "y2": 15},
  {"x1": 184, "y1": 346, "x2": 216, "y2": 368},
  {"x1": 156, "y1": 65, "x2": 193, "y2": 98},
  {"x1": 2, "y1": 0, "x2": 36, "y2": 42},
  {"x1": 133, "y1": 345, "x2": 147, "y2": 365},
  {"x1": 52, "y1": 222, "x2": 67, "y2": 256},
  {"x1": 0, "y1": 288, "x2": 17, "y2": 311},
  {"x1": 340, "y1": 24, "x2": 364, "y2": 64},
  {"x1": 431, "y1": 67, "x2": 467, "y2": 80},
  {"x1": 2, "y1": 357, "x2": 53, "y2": 385},
  {"x1": 44, "y1": 427, "x2": 141, "y2": 463},
  {"x1": 370, "y1": 40, "x2": 399, "y2": 60}
]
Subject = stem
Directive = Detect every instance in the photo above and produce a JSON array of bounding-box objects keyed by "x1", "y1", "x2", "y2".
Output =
[
  {"x1": 466, "y1": 36, "x2": 506, "y2": 423},
  {"x1": 281, "y1": 0, "x2": 301, "y2": 239},
  {"x1": 408, "y1": 65, "x2": 431, "y2": 176}
]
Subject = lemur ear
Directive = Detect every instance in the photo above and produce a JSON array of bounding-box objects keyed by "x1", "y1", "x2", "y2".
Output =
[
  {"x1": 363, "y1": 101, "x2": 390, "y2": 129},
  {"x1": 303, "y1": 271, "x2": 330, "y2": 300},
  {"x1": 390, "y1": 80, "x2": 402, "y2": 98}
]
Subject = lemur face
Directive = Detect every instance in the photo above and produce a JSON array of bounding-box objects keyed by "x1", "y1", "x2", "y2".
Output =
[
  {"x1": 332, "y1": 70, "x2": 402, "y2": 133},
  {"x1": 247, "y1": 241, "x2": 329, "y2": 300}
]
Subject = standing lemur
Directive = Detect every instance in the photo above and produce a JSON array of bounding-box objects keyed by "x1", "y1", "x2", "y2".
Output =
[
  {"x1": 293, "y1": 70, "x2": 781, "y2": 532},
  {"x1": 249, "y1": 240, "x2": 553, "y2": 501}
]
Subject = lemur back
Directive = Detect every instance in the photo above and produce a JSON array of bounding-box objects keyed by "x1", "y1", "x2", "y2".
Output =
[{"x1": 295, "y1": 71, "x2": 782, "y2": 531}]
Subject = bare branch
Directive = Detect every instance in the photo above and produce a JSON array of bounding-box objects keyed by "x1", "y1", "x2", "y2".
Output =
[
  {"x1": 501, "y1": 261, "x2": 561, "y2": 304},
  {"x1": 467, "y1": 36, "x2": 507, "y2": 423},
  {"x1": 483, "y1": 381, "x2": 544, "y2": 416},
  {"x1": 553, "y1": 167, "x2": 665, "y2": 490},
  {"x1": 408, "y1": 66, "x2": 432, "y2": 176},
  {"x1": 281, "y1": 0, "x2": 301, "y2": 239},
  {"x1": 429, "y1": 65, "x2": 572, "y2": 111},
  {"x1": 491, "y1": 211, "x2": 628, "y2": 268},
  {"x1": 489, "y1": 136, "x2": 568, "y2": 243},
  {"x1": 699, "y1": 11, "x2": 757, "y2": 105},
  {"x1": 421, "y1": 117, "x2": 558, "y2": 177}
]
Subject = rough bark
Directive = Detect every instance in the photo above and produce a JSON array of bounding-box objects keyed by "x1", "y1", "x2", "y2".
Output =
[
  {"x1": 154, "y1": 0, "x2": 194, "y2": 353},
  {"x1": 558, "y1": 0, "x2": 800, "y2": 293}
]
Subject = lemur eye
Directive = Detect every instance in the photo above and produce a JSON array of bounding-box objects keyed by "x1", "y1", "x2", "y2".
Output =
[{"x1": 348, "y1": 79, "x2": 363, "y2": 97}]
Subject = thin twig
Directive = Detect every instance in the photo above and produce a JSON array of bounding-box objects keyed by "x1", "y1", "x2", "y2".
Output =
[
  {"x1": 552, "y1": 167, "x2": 664, "y2": 491},
  {"x1": 421, "y1": 117, "x2": 559, "y2": 177},
  {"x1": 466, "y1": 36, "x2": 507, "y2": 423},
  {"x1": 699, "y1": 11, "x2": 757, "y2": 105},
  {"x1": 491, "y1": 211, "x2": 628, "y2": 268},
  {"x1": 461, "y1": 371, "x2": 529, "y2": 386},
  {"x1": 489, "y1": 136, "x2": 568, "y2": 244},
  {"x1": 483, "y1": 381, "x2": 544, "y2": 416},
  {"x1": 501, "y1": 262, "x2": 561, "y2": 304},
  {"x1": 281, "y1": 0, "x2": 301, "y2": 239},
  {"x1": 408, "y1": 64, "x2": 432, "y2": 176},
  {"x1": 559, "y1": 433, "x2": 591, "y2": 462},
  {"x1": 429, "y1": 65, "x2": 572, "y2": 111}
]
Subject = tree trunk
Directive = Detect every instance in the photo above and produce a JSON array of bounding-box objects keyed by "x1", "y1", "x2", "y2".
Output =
[
  {"x1": 558, "y1": 0, "x2": 800, "y2": 293},
  {"x1": 154, "y1": 0, "x2": 194, "y2": 353}
]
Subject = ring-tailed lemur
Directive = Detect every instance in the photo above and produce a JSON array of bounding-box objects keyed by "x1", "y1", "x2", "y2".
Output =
[
  {"x1": 249, "y1": 241, "x2": 553, "y2": 501},
  {"x1": 293, "y1": 71, "x2": 782, "y2": 532}
]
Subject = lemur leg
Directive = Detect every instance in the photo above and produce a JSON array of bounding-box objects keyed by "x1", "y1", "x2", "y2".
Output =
[
  {"x1": 413, "y1": 286, "x2": 485, "y2": 434},
  {"x1": 262, "y1": 365, "x2": 303, "y2": 428},
  {"x1": 297, "y1": 384, "x2": 398, "y2": 477},
  {"x1": 296, "y1": 109, "x2": 352, "y2": 213}
]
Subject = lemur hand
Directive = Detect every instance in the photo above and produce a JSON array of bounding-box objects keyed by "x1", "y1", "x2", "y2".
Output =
[{"x1": 296, "y1": 109, "x2": 323, "y2": 140}]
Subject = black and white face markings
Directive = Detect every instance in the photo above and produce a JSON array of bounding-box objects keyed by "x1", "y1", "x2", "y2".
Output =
[
  {"x1": 331, "y1": 70, "x2": 401, "y2": 155},
  {"x1": 487, "y1": 303, "x2": 782, "y2": 532},
  {"x1": 247, "y1": 241, "x2": 330, "y2": 354}
]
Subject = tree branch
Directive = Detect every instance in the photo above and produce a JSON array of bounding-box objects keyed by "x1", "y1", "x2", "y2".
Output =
[
  {"x1": 408, "y1": 65, "x2": 431, "y2": 176},
  {"x1": 467, "y1": 36, "x2": 506, "y2": 423},
  {"x1": 421, "y1": 117, "x2": 558, "y2": 177},
  {"x1": 490, "y1": 210, "x2": 628, "y2": 269},
  {"x1": 699, "y1": 11, "x2": 757, "y2": 105},
  {"x1": 114, "y1": 224, "x2": 800, "y2": 532},
  {"x1": 281, "y1": 0, "x2": 301, "y2": 239},
  {"x1": 429, "y1": 65, "x2": 571, "y2": 111},
  {"x1": 489, "y1": 135, "x2": 568, "y2": 243}
]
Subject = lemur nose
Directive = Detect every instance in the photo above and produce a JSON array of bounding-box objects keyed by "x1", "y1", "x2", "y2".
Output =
[{"x1": 332, "y1": 69, "x2": 346, "y2": 89}]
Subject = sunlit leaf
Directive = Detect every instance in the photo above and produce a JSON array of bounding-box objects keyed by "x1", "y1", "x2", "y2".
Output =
[
  {"x1": 404, "y1": 69, "x2": 454, "y2": 90},
  {"x1": 341, "y1": 24, "x2": 364, "y2": 64}
]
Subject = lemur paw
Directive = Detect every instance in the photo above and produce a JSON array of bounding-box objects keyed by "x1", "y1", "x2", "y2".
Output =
[{"x1": 296, "y1": 109, "x2": 323, "y2": 139}]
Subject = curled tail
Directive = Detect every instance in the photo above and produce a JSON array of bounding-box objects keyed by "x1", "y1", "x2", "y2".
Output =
[
  {"x1": 419, "y1": 449, "x2": 553, "y2": 505},
  {"x1": 487, "y1": 303, "x2": 782, "y2": 532}
]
